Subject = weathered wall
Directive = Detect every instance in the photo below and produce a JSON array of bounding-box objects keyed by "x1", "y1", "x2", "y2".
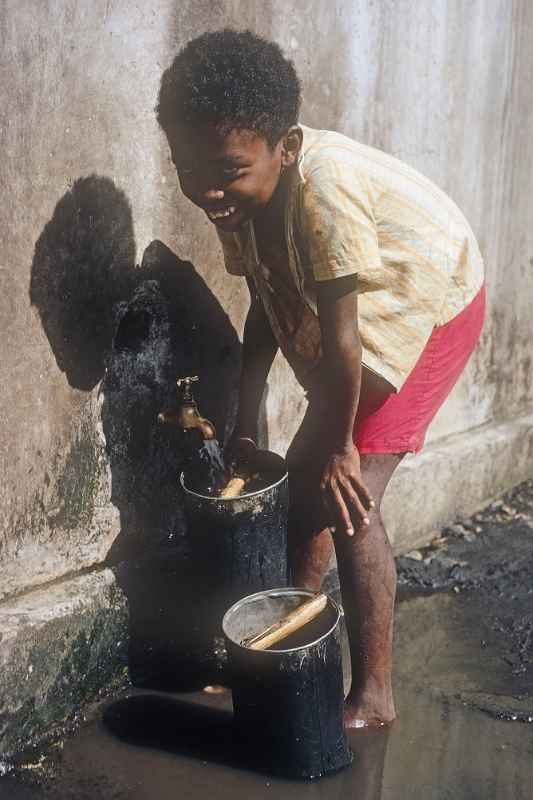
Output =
[{"x1": 1, "y1": 0, "x2": 532, "y2": 600}]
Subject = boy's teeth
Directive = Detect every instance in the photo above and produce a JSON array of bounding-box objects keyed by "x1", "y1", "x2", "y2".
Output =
[{"x1": 208, "y1": 206, "x2": 236, "y2": 220}]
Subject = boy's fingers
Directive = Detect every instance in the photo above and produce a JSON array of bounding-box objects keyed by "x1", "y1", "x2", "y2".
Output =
[
  {"x1": 349, "y1": 476, "x2": 374, "y2": 510},
  {"x1": 330, "y1": 481, "x2": 355, "y2": 536},
  {"x1": 340, "y1": 478, "x2": 370, "y2": 526}
]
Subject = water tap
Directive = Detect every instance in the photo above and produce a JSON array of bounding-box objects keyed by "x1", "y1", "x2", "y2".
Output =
[{"x1": 157, "y1": 375, "x2": 216, "y2": 440}]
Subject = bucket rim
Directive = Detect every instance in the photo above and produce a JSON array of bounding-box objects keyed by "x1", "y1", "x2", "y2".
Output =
[
  {"x1": 222, "y1": 587, "x2": 342, "y2": 654},
  {"x1": 179, "y1": 451, "x2": 288, "y2": 502}
]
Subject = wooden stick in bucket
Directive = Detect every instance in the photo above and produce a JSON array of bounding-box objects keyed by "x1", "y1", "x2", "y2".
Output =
[
  {"x1": 218, "y1": 438, "x2": 259, "y2": 499},
  {"x1": 242, "y1": 593, "x2": 328, "y2": 650},
  {"x1": 219, "y1": 476, "x2": 247, "y2": 498}
]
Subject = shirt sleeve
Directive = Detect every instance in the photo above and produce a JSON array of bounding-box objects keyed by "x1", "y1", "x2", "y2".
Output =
[
  {"x1": 299, "y1": 158, "x2": 385, "y2": 291},
  {"x1": 216, "y1": 228, "x2": 247, "y2": 277}
]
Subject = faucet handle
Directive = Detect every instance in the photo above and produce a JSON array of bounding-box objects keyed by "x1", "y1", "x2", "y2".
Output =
[
  {"x1": 177, "y1": 375, "x2": 199, "y2": 403},
  {"x1": 177, "y1": 375, "x2": 199, "y2": 389}
]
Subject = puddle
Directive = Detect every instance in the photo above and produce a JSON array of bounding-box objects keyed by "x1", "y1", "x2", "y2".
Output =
[
  {"x1": 2, "y1": 682, "x2": 533, "y2": 800},
  {"x1": 3, "y1": 581, "x2": 533, "y2": 799},
  {"x1": 3, "y1": 482, "x2": 533, "y2": 798},
  {"x1": 395, "y1": 590, "x2": 533, "y2": 721}
]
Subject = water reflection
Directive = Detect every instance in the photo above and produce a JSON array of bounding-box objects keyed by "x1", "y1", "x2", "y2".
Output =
[{"x1": 102, "y1": 689, "x2": 389, "y2": 796}]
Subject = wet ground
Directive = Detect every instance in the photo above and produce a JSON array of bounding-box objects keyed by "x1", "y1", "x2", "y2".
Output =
[{"x1": 2, "y1": 480, "x2": 533, "y2": 799}]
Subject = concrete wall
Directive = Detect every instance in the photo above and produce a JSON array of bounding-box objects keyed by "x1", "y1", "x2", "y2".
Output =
[{"x1": 2, "y1": 0, "x2": 532, "y2": 601}]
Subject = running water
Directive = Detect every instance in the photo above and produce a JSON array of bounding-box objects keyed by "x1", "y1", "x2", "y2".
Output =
[
  {"x1": 183, "y1": 435, "x2": 274, "y2": 497},
  {"x1": 197, "y1": 439, "x2": 227, "y2": 494},
  {"x1": 184, "y1": 436, "x2": 228, "y2": 495}
]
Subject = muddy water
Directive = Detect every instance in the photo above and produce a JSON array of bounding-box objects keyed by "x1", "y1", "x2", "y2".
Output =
[
  {"x1": 4, "y1": 486, "x2": 533, "y2": 798},
  {"x1": 2, "y1": 680, "x2": 532, "y2": 800},
  {"x1": 4, "y1": 589, "x2": 533, "y2": 800},
  {"x1": 2, "y1": 595, "x2": 533, "y2": 797}
]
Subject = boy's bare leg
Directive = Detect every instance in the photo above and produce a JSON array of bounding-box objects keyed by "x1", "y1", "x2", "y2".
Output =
[
  {"x1": 286, "y1": 396, "x2": 336, "y2": 591},
  {"x1": 288, "y1": 450, "x2": 403, "y2": 728},
  {"x1": 335, "y1": 452, "x2": 403, "y2": 728},
  {"x1": 289, "y1": 526, "x2": 334, "y2": 591}
]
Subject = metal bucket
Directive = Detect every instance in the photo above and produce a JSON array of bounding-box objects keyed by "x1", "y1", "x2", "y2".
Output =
[
  {"x1": 222, "y1": 588, "x2": 352, "y2": 779},
  {"x1": 180, "y1": 450, "x2": 289, "y2": 607}
]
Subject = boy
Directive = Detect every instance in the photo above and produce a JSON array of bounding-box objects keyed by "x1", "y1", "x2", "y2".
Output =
[{"x1": 157, "y1": 29, "x2": 485, "y2": 728}]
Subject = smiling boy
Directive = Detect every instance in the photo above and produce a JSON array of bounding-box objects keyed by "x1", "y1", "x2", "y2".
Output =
[{"x1": 157, "y1": 30, "x2": 485, "y2": 728}]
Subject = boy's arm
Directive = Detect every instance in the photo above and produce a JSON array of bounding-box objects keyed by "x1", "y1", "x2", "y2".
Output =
[
  {"x1": 316, "y1": 275, "x2": 374, "y2": 535},
  {"x1": 231, "y1": 278, "x2": 278, "y2": 445}
]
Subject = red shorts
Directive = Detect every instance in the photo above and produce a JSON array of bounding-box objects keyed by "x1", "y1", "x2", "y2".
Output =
[{"x1": 354, "y1": 284, "x2": 486, "y2": 454}]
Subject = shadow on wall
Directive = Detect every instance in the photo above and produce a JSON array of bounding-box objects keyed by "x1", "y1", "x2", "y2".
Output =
[
  {"x1": 102, "y1": 238, "x2": 242, "y2": 562},
  {"x1": 103, "y1": 239, "x2": 243, "y2": 689},
  {"x1": 29, "y1": 174, "x2": 241, "y2": 557},
  {"x1": 30, "y1": 175, "x2": 135, "y2": 391},
  {"x1": 29, "y1": 175, "x2": 242, "y2": 689}
]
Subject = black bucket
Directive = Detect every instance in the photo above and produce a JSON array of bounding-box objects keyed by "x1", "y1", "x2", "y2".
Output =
[
  {"x1": 181, "y1": 450, "x2": 289, "y2": 610},
  {"x1": 222, "y1": 588, "x2": 352, "y2": 779}
]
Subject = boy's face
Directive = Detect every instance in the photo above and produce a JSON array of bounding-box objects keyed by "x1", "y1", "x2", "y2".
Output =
[{"x1": 166, "y1": 123, "x2": 298, "y2": 232}]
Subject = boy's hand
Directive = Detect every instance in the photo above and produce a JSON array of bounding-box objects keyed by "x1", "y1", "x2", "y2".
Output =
[
  {"x1": 224, "y1": 433, "x2": 257, "y2": 472},
  {"x1": 320, "y1": 444, "x2": 374, "y2": 536}
]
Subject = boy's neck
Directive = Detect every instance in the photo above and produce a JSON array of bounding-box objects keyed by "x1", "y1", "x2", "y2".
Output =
[{"x1": 252, "y1": 168, "x2": 291, "y2": 237}]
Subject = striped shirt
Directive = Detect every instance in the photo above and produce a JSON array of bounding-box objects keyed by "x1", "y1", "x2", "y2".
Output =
[{"x1": 217, "y1": 124, "x2": 485, "y2": 391}]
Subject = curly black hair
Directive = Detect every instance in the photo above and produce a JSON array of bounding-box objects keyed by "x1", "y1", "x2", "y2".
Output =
[{"x1": 156, "y1": 29, "x2": 301, "y2": 148}]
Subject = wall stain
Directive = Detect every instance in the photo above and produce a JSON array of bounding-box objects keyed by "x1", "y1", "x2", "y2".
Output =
[{"x1": 47, "y1": 423, "x2": 106, "y2": 532}]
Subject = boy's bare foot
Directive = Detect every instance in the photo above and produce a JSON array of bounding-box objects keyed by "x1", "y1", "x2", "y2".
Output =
[
  {"x1": 202, "y1": 685, "x2": 229, "y2": 694},
  {"x1": 343, "y1": 686, "x2": 396, "y2": 729}
]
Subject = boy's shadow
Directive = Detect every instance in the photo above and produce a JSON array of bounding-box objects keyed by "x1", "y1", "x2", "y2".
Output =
[
  {"x1": 30, "y1": 174, "x2": 135, "y2": 391},
  {"x1": 30, "y1": 175, "x2": 242, "y2": 689}
]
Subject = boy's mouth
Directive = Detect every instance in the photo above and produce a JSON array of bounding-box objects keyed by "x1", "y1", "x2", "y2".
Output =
[{"x1": 206, "y1": 205, "x2": 236, "y2": 221}]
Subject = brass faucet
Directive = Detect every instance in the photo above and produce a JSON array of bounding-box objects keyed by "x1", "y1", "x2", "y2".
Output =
[{"x1": 157, "y1": 375, "x2": 216, "y2": 440}]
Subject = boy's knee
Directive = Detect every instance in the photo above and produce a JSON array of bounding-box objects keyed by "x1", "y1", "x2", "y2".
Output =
[{"x1": 335, "y1": 507, "x2": 388, "y2": 547}]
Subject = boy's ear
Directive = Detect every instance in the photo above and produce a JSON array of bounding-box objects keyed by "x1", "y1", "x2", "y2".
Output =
[{"x1": 280, "y1": 126, "x2": 303, "y2": 168}]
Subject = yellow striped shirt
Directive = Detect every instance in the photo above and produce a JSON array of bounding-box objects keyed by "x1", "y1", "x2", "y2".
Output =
[{"x1": 217, "y1": 124, "x2": 485, "y2": 390}]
